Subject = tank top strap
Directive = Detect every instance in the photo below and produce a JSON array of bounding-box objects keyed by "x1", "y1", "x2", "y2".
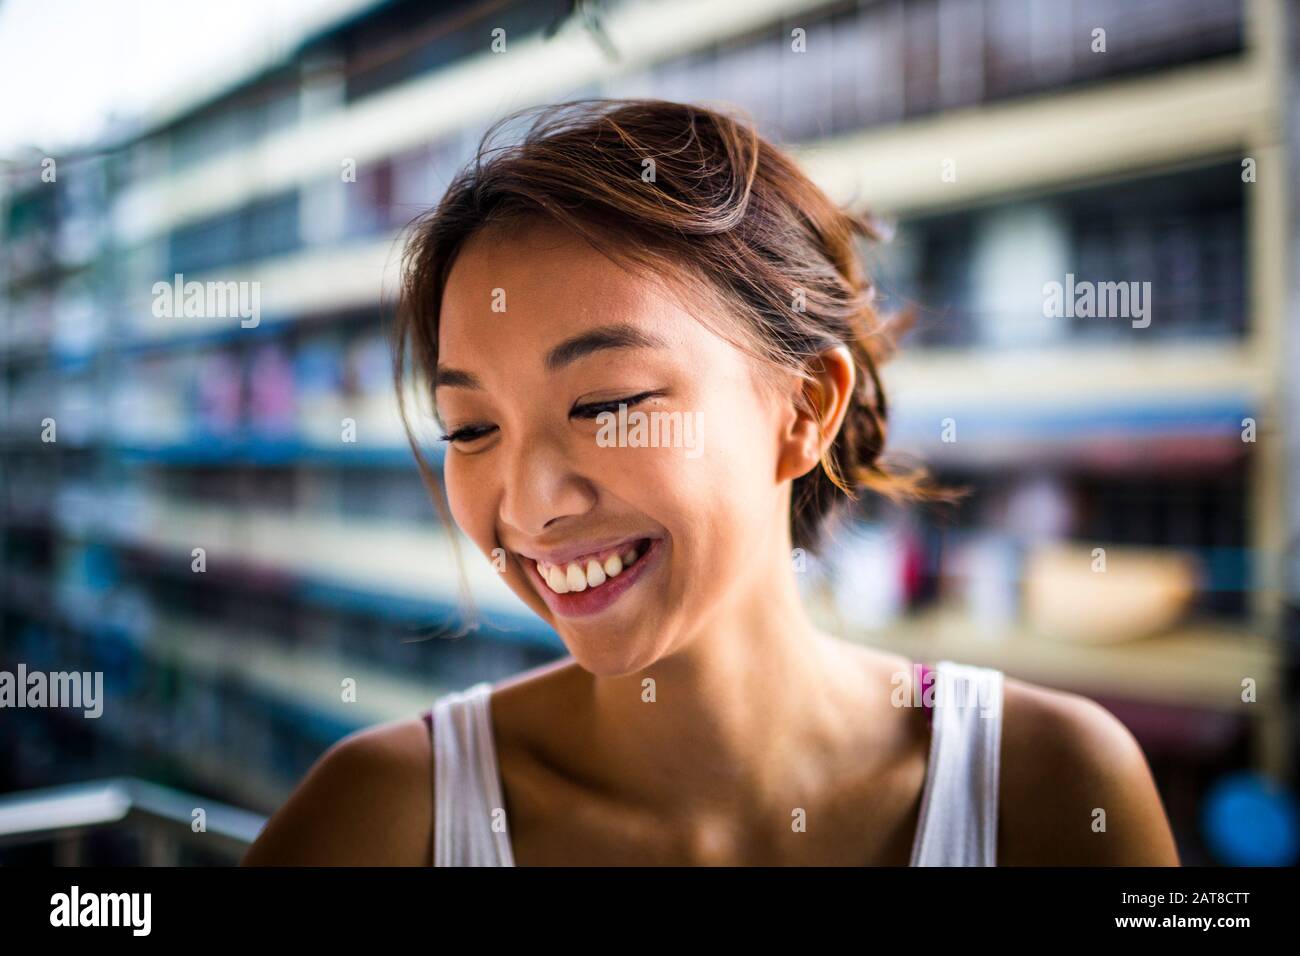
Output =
[
  {"x1": 429, "y1": 682, "x2": 516, "y2": 866},
  {"x1": 908, "y1": 660, "x2": 1004, "y2": 866}
]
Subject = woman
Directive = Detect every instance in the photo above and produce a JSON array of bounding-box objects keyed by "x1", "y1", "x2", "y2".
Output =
[{"x1": 243, "y1": 99, "x2": 1179, "y2": 866}]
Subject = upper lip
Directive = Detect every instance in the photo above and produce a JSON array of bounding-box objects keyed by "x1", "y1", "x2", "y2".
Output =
[{"x1": 513, "y1": 534, "x2": 653, "y2": 568}]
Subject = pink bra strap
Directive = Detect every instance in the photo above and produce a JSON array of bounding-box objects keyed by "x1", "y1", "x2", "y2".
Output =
[{"x1": 918, "y1": 663, "x2": 935, "y2": 725}]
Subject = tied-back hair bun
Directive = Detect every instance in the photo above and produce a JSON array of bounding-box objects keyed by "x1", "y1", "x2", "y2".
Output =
[{"x1": 395, "y1": 97, "x2": 965, "y2": 560}]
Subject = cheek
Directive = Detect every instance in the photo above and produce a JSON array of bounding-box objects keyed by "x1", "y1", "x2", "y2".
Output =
[
  {"x1": 697, "y1": 386, "x2": 778, "y2": 507},
  {"x1": 441, "y1": 456, "x2": 494, "y2": 549},
  {"x1": 702, "y1": 397, "x2": 786, "y2": 561},
  {"x1": 635, "y1": 392, "x2": 777, "y2": 566}
]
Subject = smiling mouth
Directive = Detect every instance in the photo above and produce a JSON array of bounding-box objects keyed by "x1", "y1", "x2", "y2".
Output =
[
  {"x1": 530, "y1": 537, "x2": 654, "y2": 594},
  {"x1": 521, "y1": 536, "x2": 663, "y2": 619}
]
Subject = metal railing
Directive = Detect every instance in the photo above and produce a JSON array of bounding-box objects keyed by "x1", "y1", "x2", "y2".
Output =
[{"x1": 0, "y1": 777, "x2": 266, "y2": 865}]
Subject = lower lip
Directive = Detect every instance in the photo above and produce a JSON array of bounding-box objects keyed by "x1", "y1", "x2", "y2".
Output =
[{"x1": 525, "y1": 538, "x2": 665, "y2": 619}]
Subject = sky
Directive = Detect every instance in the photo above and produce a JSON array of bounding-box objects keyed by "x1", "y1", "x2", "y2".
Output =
[{"x1": 0, "y1": 0, "x2": 382, "y2": 156}]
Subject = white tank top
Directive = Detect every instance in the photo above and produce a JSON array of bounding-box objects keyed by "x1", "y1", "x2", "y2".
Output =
[{"x1": 430, "y1": 659, "x2": 1003, "y2": 866}]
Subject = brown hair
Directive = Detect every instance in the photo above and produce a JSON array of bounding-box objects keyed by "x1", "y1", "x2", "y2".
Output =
[{"x1": 393, "y1": 97, "x2": 959, "y2": 593}]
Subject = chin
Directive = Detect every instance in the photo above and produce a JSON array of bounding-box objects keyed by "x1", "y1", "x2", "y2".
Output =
[{"x1": 563, "y1": 638, "x2": 662, "y2": 679}]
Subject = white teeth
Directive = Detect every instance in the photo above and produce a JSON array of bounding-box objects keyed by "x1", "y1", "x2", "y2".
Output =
[
  {"x1": 546, "y1": 564, "x2": 569, "y2": 594},
  {"x1": 535, "y1": 541, "x2": 651, "y2": 595}
]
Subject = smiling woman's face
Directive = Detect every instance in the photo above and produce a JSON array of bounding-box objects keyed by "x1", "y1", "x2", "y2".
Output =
[{"x1": 434, "y1": 217, "x2": 796, "y2": 676}]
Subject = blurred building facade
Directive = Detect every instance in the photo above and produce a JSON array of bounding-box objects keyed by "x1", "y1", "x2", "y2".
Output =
[{"x1": 1, "y1": 0, "x2": 1297, "y2": 864}]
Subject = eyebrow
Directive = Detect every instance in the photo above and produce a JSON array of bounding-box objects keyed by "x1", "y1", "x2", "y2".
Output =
[{"x1": 433, "y1": 323, "x2": 669, "y2": 391}]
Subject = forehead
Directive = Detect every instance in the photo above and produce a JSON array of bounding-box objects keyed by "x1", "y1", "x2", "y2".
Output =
[{"x1": 439, "y1": 218, "x2": 693, "y2": 358}]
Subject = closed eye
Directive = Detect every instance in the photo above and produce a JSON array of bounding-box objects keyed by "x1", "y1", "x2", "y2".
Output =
[
  {"x1": 439, "y1": 391, "x2": 662, "y2": 446},
  {"x1": 439, "y1": 423, "x2": 495, "y2": 445},
  {"x1": 571, "y1": 390, "x2": 661, "y2": 419}
]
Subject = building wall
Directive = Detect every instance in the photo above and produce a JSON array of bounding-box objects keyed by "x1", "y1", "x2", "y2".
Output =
[{"x1": 0, "y1": 0, "x2": 1292, "y2": 865}]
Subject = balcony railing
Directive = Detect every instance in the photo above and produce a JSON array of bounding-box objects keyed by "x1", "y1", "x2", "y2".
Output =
[{"x1": 0, "y1": 777, "x2": 266, "y2": 866}]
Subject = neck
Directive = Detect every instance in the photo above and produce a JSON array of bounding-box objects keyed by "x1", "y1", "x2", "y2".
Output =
[{"x1": 575, "y1": 530, "x2": 873, "y2": 814}]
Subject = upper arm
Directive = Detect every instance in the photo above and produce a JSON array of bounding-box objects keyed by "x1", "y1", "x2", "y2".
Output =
[
  {"x1": 241, "y1": 716, "x2": 434, "y2": 866},
  {"x1": 998, "y1": 679, "x2": 1180, "y2": 866}
]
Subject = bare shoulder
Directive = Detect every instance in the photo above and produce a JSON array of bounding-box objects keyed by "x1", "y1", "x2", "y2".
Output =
[
  {"x1": 241, "y1": 658, "x2": 578, "y2": 867},
  {"x1": 997, "y1": 675, "x2": 1180, "y2": 865},
  {"x1": 241, "y1": 714, "x2": 433, "y2": 866}
]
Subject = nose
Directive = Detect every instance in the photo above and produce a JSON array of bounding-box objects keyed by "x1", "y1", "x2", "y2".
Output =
[{"x1": 496, "y1": 430, "x2": 596, "y2": 538}]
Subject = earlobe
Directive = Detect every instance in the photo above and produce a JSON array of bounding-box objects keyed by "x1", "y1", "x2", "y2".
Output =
[
  {"x1": 773, "y1": 388, "x2": 819, "y2": 484},
  {"x1": 806, "y1": 344, "x2": 856, "y2": 445},
  {"x1": 774, "y1": 345, "x2": 855, "y2": 484}
]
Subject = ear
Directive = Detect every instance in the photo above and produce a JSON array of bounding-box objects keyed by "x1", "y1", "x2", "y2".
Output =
[{"x1": 775, "y1": 345, "x2": 856, "y2": 484}]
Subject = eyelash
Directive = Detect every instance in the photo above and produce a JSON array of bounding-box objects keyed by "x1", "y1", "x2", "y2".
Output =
[{"x1": 439, "y1": 391, "x2": 661, "y2": 446}]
